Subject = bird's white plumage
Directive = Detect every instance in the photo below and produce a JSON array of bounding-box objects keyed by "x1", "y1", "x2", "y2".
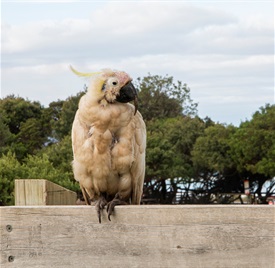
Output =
[{"x1": 71, "y1": 69, "x2": 146, "y2": 211}]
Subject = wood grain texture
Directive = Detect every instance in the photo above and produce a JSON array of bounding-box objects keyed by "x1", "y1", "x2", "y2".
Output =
[
  {"x1": 14, "y1": 180, "x2": 77, "y2": 206},
  {"x1": 1, "y1": 205, "x2": 274, "y2": 268}
]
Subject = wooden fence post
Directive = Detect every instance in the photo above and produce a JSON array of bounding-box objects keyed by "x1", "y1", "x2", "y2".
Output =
[{"x1": 14, "y1": 179, "x2": 77, "y2": 206}]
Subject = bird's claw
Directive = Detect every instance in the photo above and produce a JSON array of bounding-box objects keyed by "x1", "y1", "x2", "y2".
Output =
[
  {"x1": 106, "y1": 194, "x2": 127, "y2": 221},
  {"x1": 95, "y1": 196, "x2": 107, "y2": 224}
]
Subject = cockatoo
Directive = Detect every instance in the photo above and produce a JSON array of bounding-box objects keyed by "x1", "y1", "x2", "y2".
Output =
[{"x1": 70, "y1": 66, "x2": 146, "y2": 223}]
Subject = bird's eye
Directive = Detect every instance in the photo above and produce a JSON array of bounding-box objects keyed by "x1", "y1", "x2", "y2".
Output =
[{"x1": 112, "y1": 81, "x2": 118, "y2": 86}]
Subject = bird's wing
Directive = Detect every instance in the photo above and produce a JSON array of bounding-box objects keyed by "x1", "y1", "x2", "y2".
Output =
[
  {"x1": 72, "y1": 110, "x2": 89, "y2": 157},
  {"x1": 131, "y1": 111, "x2": 146, "y2": 204}
]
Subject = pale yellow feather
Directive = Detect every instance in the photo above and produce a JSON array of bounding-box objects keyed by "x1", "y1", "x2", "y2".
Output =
[{"x1": 70, "y1": 65, "x2": 102, "y2": 77}]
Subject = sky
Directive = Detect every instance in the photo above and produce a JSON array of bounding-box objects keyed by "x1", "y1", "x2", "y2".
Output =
[{"x1": 1, "y1": 0, "x2": 274, "y2": 126}]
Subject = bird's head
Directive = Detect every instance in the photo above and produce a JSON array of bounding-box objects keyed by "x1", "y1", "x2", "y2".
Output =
[{"x1": 70, "y1": 66, "x2": 138, "y2": 115}]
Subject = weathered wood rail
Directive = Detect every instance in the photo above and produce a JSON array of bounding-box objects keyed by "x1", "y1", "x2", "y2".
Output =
[{"x1": 1, "y1": 205, "x2": 274, "y2": 268}]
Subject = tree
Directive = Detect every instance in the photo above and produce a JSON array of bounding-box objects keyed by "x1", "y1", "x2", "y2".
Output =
[
  {"x1": 39, "y1": 135, "x2": 73, "y2": 173},
  {"x1": 0, "y1": 96, "x2": 51, "y2": 160},
  {"x1": 0, "y1": 151, "x2": 23, "y2": 205},
  {"x1": 0, "y1": 95, "x2": 43, "y2": 134},
  {"x1": 43, "y1": 99, "x2": 65, "y2": 142},
  {"x1": 144, "y1": 116, "x2": 205, "y2": 203},
  {"x1": 0, "y1": 116, "x2": 14, "y2": 155},
  {"x1": 135, "y1": 74, "x2": 198, "y2": 122},
  {"x1": 191, "y1": 123, "x2": 242, "y2": 203},
  {"x1": 229, "y1": 104, "x2": 275, "y2": 201},
  {"x1": 48, "y1": 91, "x2": 85, "y2": 141}
]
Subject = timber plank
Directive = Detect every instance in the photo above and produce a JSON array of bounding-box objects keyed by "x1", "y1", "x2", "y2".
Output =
[{"x1": 0, "y1": 205, "x2": 274, "y2": 268}]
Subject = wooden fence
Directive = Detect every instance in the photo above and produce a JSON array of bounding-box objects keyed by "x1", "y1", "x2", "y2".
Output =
[
  {"x1": 15, "y1": 179, "x2": 77, "y2": 206},
  {"x1": 1, "y1": 205, "x2": 274, "y2": 267}
]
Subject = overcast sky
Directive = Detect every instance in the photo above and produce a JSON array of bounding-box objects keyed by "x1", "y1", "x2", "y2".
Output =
[{"x1": 1, "y1": 0, "x2": 274, "y2": 126}]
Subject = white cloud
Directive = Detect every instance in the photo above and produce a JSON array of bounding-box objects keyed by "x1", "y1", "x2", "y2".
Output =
[
  {"x1": 2, "y1": 19, "x2": 91, "y2": 54},
  {"x1": 2, "y1": 3, "x2": 236, "y2": 55},
  {"x1": 1, "y1": 1, "x2": 274, "y2": 125},
  {"x1": 3, "y1": 63, "x2": 70, "y2": 76}
]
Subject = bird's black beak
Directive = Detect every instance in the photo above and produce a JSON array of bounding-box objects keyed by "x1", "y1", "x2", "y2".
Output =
[{"x1": 116, "y1": 81, "x2": 138, "y2": 115}]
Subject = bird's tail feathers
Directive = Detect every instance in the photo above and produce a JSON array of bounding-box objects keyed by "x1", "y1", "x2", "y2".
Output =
[{"x1": 131, "y1": 179, "x2": 143, "y2": 205}]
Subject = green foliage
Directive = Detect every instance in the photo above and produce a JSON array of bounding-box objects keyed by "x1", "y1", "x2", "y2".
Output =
[
  {"x1": 18, "y1": 118, "x2": 46, "y2": 153},
  {"x1": 145, "y1": 116, "x2": 205, "y2": 202},
  {"x1": 136, "y1": 74, "x2": 198, "y2": 122},
  {"x1": 49, "y1": 92, "x2": 85, "y2": 141},
  {"x1": 230, "y1": 104, "x2": 275, "y2": 177},
  {"x1": 39, "y1": 135, "x2": 73, "y2": 173},
  {"x1": 0, "y1": 95, "x2": 51, "y2": 160},
  {"x1": 21, "y1": 154, "x2": 78, "y2": 192},
  {"x1": 0, "y1": 95, "x2": 43, "y2": 134},
  {"x1": 228, "y1": 104, "x2": 275, "y2": 200},
  {"x1": 0, "y1": 116, "x2": 14, "y2": 155},
  {"x1": 191, "y1": 124, "x2": 242, "y2": 194},
  {"x1": 192, "y1": 124, "x2": 236, "y2": 172},
  {"x1": 191, "y1": 105, "x2": 275, "y2": 199},
  {"x1": 0, "y1": 151, "x2": 23, "y2": 205}
]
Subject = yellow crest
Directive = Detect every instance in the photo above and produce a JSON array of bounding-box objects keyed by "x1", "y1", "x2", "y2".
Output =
[{"x1": 70, "y1": 65, "x2": 102, "y2": 77}]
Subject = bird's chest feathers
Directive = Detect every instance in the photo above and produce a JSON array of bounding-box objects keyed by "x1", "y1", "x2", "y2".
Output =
[
  {"x1": 83, "y1": 103, "x2": 132, "y2": 131},
  {"x1": 78, "y1": 99, "x2": 135, "y2": 166}
]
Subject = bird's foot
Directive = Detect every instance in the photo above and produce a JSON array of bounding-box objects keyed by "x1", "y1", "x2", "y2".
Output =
[
  {"x1": 106, "y1": 193, "x2": 127, "y2": 221},
  {"x1": 95, "y1": 196, "x2": 107, "y2": 224}
]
